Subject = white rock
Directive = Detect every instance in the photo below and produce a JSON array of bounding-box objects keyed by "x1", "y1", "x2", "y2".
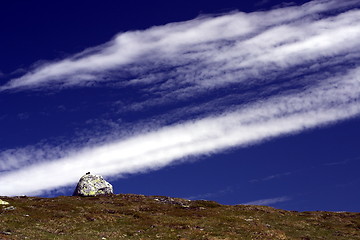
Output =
[
  {"x1": 73, "y1": 173, "x2": 113, "y2": 197},
  {"x1": 0, "y1": 199, "x2": 10, "y2": 205}
]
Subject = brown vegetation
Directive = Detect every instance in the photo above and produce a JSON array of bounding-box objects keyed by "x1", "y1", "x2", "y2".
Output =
[{"x1": 0, "y1": 194, "x2": 359, "y2": 239}]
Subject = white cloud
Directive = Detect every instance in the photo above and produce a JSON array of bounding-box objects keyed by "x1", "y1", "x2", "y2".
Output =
[
  {"x1": 0, "y1": 67, "x2": 359, "y2": 195},
  {"x1": 243, "y1": 196, "x2": 291, "y2": 206},
  {"x1": 184, "y1": 186, "x2": 234, "y2": 200},
  {"x1": 1, "y1": 0, "x2": 359, "y2": 91},
  {"x1": 249, "y1": 172, "x2": 292, "y2": 183}
]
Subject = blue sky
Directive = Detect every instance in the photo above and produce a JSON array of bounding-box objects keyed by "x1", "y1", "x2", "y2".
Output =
[{"x1": 0, "y1": 0, "x2": 360, "y2": 212}]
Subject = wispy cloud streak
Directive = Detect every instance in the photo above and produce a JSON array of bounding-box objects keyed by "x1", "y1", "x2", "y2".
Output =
[
  {"x1": 2, "y1": 0, "x2": 360, "y2": 91},
  {"x1": 243, "y1": 196, "x2": 291, "y2": 206},
  {"x1": 1, "y1": 66, "x2": 359, "y2": 195},
  {"x1": 0, "y1": 0, "x2": 360, "y2": 195}
]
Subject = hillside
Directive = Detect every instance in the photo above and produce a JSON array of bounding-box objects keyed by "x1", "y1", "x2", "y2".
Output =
[{"x1": 0, "y1": 194, "x2": 359, "y2": 239}]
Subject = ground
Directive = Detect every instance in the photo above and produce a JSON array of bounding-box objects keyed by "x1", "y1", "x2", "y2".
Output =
[{"x1": 0, "y1": 194, "x2": 359, "y2": 239}]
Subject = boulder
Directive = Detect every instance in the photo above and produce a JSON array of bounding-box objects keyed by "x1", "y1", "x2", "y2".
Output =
[{"x1": 73, "y1": 173, "x2": 113, "y2": 197}]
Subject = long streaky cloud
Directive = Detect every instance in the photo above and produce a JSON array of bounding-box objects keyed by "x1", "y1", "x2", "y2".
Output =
[
  {"x1": 1, "y1": 0, "x2": 360, "y2": 91},
  {"x1": 1, "y1": 66, "x2": 360, "y2": 196},
  {"x1": 0, "y1": 0, "x2": 360, "y2": 196}
]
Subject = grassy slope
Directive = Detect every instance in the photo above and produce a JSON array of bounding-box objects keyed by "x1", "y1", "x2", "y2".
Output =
[{"x1": 0, "y1": 194, "x2": 359, "y2": 240}]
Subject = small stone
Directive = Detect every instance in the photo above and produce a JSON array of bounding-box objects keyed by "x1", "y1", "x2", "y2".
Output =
[
  {"x1": 4, "y1": 206, "x2": 16, "y2": 211},
  {"x1": 0, "y1": 199, "x2": 10, "y2": 205}
]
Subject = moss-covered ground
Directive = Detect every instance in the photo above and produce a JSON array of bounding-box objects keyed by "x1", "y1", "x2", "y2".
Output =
[{"x1": 0, "y1": 194, "x2": 359, "y2": 239}]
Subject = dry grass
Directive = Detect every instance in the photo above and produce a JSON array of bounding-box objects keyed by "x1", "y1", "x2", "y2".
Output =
[{"x1": 0, "y1": 194, "x2": 359, "y2": 239}]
